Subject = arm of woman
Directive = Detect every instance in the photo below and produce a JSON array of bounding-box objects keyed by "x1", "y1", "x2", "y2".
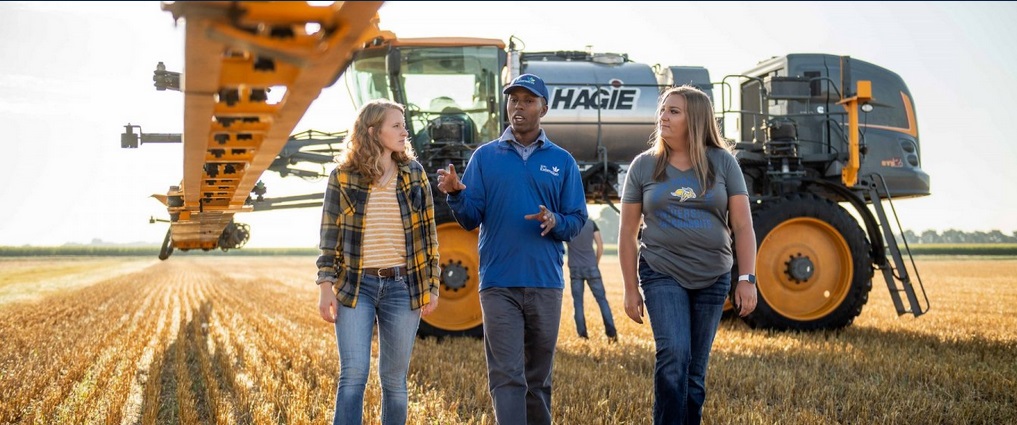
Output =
[
  {"x1": 419, "y1": 170, "x2": 440, "y2": 316},
  {"x1": 729, "y1": 193, "x2": 757, "y2": 317},
  {"x1": 619, "y1": 202, "x2": 644, "y2": 324},
  {"x1": 318, "y1": 280, "x2": 340, "y2": 323},
  {"x1": 316, "y1": 169, "x2": 345, "y2": 323}
]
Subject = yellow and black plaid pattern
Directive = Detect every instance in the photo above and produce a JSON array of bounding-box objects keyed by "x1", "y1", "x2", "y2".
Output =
[{"x1": 316, "y1": 161, "x2": 440, "y2": 309}]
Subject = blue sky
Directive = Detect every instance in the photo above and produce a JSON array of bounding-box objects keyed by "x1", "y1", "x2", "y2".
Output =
[{"x1": 1, "y1": 1, "x2": 1015, "y2": 247}]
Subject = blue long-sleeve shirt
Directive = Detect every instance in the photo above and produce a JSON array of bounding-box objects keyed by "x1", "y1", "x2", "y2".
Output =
[{"x1": 447, "y1": 129, "x2": 587, "y2": 290}]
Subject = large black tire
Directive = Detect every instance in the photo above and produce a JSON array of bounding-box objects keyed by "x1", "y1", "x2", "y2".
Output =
[
  {"x1": 745, "y1": 193, "x2": 873, "y2": 330},
  {"x1": 417, "y1": 200, "x2": 484, "y2": 339},
  {"x1": 158, "y1": 227, "x2": 174, "y2": 261}
]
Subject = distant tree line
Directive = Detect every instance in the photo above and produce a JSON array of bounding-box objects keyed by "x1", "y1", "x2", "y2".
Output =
[
  {"x1": 900, "y1": 229, "x2": 1017, "y2": 244},
  {"x1": 589, "y1": 207, "x2": 1015, "y2": 245}
]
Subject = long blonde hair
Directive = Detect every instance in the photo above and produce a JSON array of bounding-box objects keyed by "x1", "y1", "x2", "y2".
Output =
[
  {"x1": 338, "y1": 99, "x2": 416, "y2": 183},
  {"x1": 648, "y1": 85, "x2": 729, "y2": 194}
]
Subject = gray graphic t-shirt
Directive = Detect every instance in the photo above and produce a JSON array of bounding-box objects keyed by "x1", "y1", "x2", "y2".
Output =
[
  {"x1": 621, "y1": 148, "x2": 748, "y2": 289},
  {"x1": 567, "y1": 220, "x2": 600, "y2": 268}
]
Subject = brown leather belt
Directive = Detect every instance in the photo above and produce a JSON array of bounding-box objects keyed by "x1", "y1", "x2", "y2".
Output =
[{"x1": 362, "y1": 266, "x2": 407, "y2": 278}]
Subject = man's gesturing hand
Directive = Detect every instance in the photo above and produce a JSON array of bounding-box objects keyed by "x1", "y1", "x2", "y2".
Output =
[
  {"x1": 524, "y1": 205, "x2": 556, "y2": 237},
  {"x1": 436, "y1": 164, "x2": 466, "y2": 194}
]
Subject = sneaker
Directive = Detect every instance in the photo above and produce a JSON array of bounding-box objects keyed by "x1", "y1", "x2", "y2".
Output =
[
  {"x1": 578, "y1": 333, "x2": 589, "y2": 339},
  {"x1": 607, "y1": 334, "x2": 618, "y2": 344}
]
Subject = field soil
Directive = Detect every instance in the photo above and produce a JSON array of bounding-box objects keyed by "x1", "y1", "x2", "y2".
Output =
[{"x1": 0, "y1": 256, "x2": 1014, "y2": 424}]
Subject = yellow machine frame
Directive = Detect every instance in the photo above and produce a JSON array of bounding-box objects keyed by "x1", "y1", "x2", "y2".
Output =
[{"x1": 159, "y1": 1, "x2": 388, "y2": 250}]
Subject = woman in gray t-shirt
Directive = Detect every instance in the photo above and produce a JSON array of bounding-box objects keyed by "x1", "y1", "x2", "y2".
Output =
[{"x1": 618, "y1": 85, "x2": 758, "y2": 424}]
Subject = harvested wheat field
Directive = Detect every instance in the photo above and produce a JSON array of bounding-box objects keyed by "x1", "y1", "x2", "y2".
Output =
[{"x1": 1, "y1": 255, "x2": 1015, "y2": 424}]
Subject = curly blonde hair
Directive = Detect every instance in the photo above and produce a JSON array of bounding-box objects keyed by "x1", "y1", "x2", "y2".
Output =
[
  {"x1": 338, "y1": 99, "x2": 416, "y2": 183},
  {"x1": 648, "y1": 85, "x2": 729, "y2": 194}
]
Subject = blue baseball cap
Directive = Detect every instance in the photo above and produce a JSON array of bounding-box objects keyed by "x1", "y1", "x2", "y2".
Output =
[{"x1": 503, "y1": 73, "x2": 550, "y2": 100}]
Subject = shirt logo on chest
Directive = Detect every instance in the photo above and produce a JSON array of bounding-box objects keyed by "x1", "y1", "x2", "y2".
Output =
[
  {"x1": 540, "y1": 165, "x2": 560, "y2": 177},
  {"x1": 671, "y1": 187, "x2": 697, "y2": 202}
]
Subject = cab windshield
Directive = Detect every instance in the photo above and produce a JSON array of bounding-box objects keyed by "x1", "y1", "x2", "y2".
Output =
[{"x1": 346, "y1": 45, "x2": 503, "y2": 149}]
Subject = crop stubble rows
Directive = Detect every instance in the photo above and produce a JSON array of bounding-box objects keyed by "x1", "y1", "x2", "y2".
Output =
[{"x1": 0, "y1": 256, "x2": 1014, "y2": 424}]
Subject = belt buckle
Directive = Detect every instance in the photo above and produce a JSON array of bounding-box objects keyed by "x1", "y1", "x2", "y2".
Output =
[{"x1": 376, "y1": 268, "x2": 385, "y2": 278}]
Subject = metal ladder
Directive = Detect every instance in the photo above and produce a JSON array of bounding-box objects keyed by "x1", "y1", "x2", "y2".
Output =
[{"x1": 865, "y1": 174, "x2": 930, "y2": 317}]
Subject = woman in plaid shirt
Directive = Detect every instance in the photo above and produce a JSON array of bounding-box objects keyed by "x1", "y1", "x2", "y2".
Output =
[{"x1": 316, "y1": 99, "x2": 441, "y2": 425}]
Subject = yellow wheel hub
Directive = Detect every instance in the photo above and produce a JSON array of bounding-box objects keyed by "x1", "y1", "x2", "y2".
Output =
[
  {"x1": 422, "y1": 222, "x2": 482, "y2": 331},
  {"x1": 757, "y1": 217, "x2": 853, "y2": 321}
]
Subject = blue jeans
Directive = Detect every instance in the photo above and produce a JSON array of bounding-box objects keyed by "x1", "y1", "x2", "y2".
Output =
[
  {"x1": 479, "y1": 287, "x2": 563, "y2": 425},
  {"x1": 638, "y1": 256, "x2": 730, "y2": 425},
  {"x1": 569, "y1": 266, "x2": 617, "y2": 338},
  {"x1": 333, "y1": 274, "x2": 421, "y2": 425}
]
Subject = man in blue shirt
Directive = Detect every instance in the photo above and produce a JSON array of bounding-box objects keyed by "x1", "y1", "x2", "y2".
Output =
[{"x1": 437, "y1": 73, "x2": 587, "y2": 425}]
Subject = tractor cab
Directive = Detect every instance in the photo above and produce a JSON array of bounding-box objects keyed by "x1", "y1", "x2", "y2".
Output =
[{"x1": 345, "y1": 38, "x2": 507, "y2": 173}]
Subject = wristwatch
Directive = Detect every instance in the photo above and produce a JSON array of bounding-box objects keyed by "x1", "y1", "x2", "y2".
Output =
[{"x1": 738, "y1": 274, "x2": 756, "y2": 284}]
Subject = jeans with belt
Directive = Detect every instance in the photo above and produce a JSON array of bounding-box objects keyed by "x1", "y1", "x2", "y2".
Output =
[
  {"x1": 333, "y1": 273, "x2": 420, "y2": 425},
  {"x1": 638, "y1": 255, "x2": 730, "y2": 425}
]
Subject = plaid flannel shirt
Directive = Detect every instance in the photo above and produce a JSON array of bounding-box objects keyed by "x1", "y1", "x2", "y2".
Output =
[{"x1": 316, "y1": 160, "x2": 440, "y2": 309}]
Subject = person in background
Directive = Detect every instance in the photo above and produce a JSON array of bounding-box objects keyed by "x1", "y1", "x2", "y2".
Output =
[
  {"x1": 618, "y1": 85, "x2": 757, "y2": 425},
  {"x1": 436, "y1": 73, "x2": 587, "y2": 425},
  {"x1": 566, "y1": 215, "x2": 618, "y2": 342},
  {"x1": 316, "y1": 99, "x2": 440, "y2": 425}
]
